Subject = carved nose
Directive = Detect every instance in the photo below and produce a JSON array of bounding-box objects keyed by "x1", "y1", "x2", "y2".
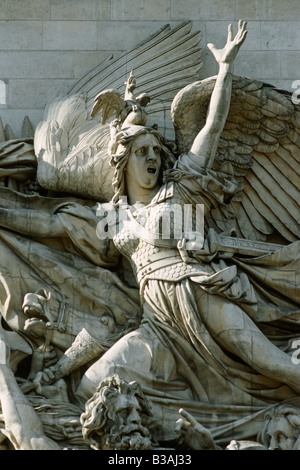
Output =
[
  {"x1": 147, "y1": 148, "x2": 157, "y2": 161},
  {"x1": 128, "y1": 407, "x2": 142, "y2": 425},
  {"x1": 269, "y1": 437, "x2": 279, "y2": 450}
]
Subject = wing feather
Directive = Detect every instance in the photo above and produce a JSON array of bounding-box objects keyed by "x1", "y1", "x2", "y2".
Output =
[
  {"x1": 252, "y1": 151, "x2": 299, "y2": 205},
  {"x1": 69, "y1": 21, "x2": 202, "y2": 137},
  {"x1": 250, "y1": 158, "x2": 299, "y2": 225},
  {"x1": 90, "y1": 89, "x2": 125, "y2": 122},
  {"x1": 35, "y1": 22, "x2": 203, "y2": 199},
  {"x1": 240, "y1": 192, "x2": 273, "y2": 237},
  {"x1": 245, "y1": 171, "x2": 300, "y2": 241},
  {"x1": 171, "y1": 75, "x2": 300, "y2": 243},
  {"x1": 242, "y1": 179, "x2": 298, "y2": 242},
  {"x1": 273, "y1": 148, "x2": 300, "y2": 184},
  {"x1": 236, "y1": 204, "x2": 262, "y2": 240}
]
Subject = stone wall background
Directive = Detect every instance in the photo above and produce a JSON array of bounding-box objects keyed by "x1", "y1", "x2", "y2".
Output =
[{"x1": 0, "y1": 0, "x2": 299, "y2": 136}]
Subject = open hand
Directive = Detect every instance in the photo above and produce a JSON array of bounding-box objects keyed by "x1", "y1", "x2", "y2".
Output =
[
  {"x1": 208, "y1": 20, "x2": 247, "y2": 65},
  {"x1": 124, "y1": 70, "x2": 136, "y2": 93},
  {"x1": 175, "y1": 408, "x2": 217, "y2": 450}
]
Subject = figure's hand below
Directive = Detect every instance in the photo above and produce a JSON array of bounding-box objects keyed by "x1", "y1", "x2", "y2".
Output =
[
  {"x1": 28, "y1": 345, "x2": 58, "y2": 381},
  {"x1": 34, "y1": 375, "x2": 69, "y2": 402},
  {"x1": 33, "y1": 365, "x2": 59, "y2": 393},
  {"x1": 175, "y1": 408, "x2": 217, "y2": 450},
  {"x1": 207, "y1": 20, "x2": 247, "y2": 66},
  {"x1": 58, "y1": 417, "x2": 82, "y2": 438}
]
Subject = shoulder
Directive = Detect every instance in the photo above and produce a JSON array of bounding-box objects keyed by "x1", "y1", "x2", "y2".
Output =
[{"x1": 151, "y1": 182, "x2": 175, "y2": 204}]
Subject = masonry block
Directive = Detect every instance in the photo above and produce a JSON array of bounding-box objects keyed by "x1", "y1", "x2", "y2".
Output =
[
  {"x1": 43, "y1": 21, "x2": 98, "y2": 50},
  {"x1": 8, "y1": 79, "x2": 73, "y2": 109},
  {"x1": 236, "y1": 0, "x2": 300, "y2": 21},
  {"x1": 261, "y1": 21, "x2": 300, "y2": 50},
  {"x1": 0, "y1": 0, "x2": 50, "y2": 20},
  {"x1": 0, "y1": 51, "x2": 74, "y2": 79},
  {"x1": 111, "y1": 0, "x2": 171, "y2": 21},
  {"x1": 97, "y1": 20, "x2": 176, "y2": 51},
  {"x1": 171, "y1": 0, "x2": 235, "y2": 20},
  {"x1": 234, "y1": 50, "x2": 281, "y2": 82},
  {"x1": 50, "y1": 0, "x2": 110, "y2": 21},
  {"x1": 281, "y1": 51, "x2": 300, "y2": 79},
  {"x1": 0, "y1": 21, "x2": 42, "y2": 50}
]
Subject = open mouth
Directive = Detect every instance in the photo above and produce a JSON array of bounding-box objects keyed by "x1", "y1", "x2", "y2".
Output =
[
  {"x1": 24, "y1": 317, "x2": 46, "y2": 329},
  {"x1": 23, "y1": 302, "x2": 44, "y2": 317},
  {"x1": 147, "y1": 166, "x2": 156, "y2": 174}
]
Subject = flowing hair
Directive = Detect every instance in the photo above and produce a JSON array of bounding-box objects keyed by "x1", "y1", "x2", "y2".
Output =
[
  {"x1": 108, "y1": 125, "x2": 177, "y2": 205},
  {"x1": 80, "y1": 374, "x2": 156, "y2": 450},
  {"x1": 257, "y1": 404, "x2": 300, "y2": 448}
]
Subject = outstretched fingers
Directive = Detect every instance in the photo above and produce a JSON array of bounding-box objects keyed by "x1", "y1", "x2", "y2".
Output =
[
  {"x1": 227, "y1": 23, "x2": 233, "y2": 43},
  {"x1": 207, "y1": 20, "x2": 248, "y2": 65},
  {"x1": 178, "y1": 408, "x2": 199, "y2": 427},
  {"x1": 235, "y1": 20, "x2": 248, "y2": 45}
]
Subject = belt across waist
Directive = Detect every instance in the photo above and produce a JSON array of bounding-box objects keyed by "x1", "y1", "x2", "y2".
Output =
[{"x1": 136, "y1": 250, "x2": 182, "y2": 284}]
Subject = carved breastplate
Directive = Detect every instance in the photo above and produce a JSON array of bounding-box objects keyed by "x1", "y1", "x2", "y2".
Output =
[
  {"x1": 113, "y1": 190, "x2": 209, "y2": 286},
  {"x1": 114, "y1": 199, "x2": 180, "y2": 273}
]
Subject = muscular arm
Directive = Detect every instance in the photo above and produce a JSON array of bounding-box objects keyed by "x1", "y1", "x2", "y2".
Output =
[
  {"x1": 188, "y1": 21, "x2": 247, "y2": 169},
  {"x1": 0, "y1": 338, "x2": 60, "y2": 450},
  {"x1": 0, "y1": 207, "x2": 66, "y2": 238}
]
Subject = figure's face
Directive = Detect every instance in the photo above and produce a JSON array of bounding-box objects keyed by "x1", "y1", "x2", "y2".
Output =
[
  {"x1": 114, "y1": 393, "x2": 142, "y2": 428},
  {"x1": 103, "y1": 392, "x2": 152, "y2": 450},
  {"x1": 125, "y1": 133, "x2": 161, "y2": 190},
  {"x1": 266, "y1": 416, "x2": 296, "y2": 450}
]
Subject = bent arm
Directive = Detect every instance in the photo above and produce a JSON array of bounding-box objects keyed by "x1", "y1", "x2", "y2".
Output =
[{"x1": 188, "y1": 21, "x2": 247, "y2": 169}]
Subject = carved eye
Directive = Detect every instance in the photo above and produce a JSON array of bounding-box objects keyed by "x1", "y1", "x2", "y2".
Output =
[
  {"x1": 99, "y1": 314, "x2": 115, "y2": 333},
  {"x1": 100, "y1": 315, "x2": 110, "y2": 326},
  {"x1": 135, "y1": 147, "x2": 147, "y2": 156},
  {"x1": 119, "y1": 408, "x2": 129, "y2": 419}
]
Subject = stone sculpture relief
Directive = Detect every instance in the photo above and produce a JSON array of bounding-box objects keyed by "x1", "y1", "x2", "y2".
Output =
[{"x1": 0, "y1": 20, "x2": 299, "y2": 451}]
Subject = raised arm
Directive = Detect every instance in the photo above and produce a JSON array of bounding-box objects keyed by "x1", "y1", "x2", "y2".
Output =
[{"x1": 188, "y1": 20, "x2": 247, "y2": 168}]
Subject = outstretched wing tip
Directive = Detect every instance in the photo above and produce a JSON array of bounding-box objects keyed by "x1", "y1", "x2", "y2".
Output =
[
  {"x1": 35, "y1": 21, "x2": 204, "y2": 199},
  {"x1": 172, "y1": 75, "x2": 300, "y2": 242}
]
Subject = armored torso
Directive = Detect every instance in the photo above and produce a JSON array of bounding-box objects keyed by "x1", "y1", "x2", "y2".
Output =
[{"x1": 113, "y1": 183, "x2": 212, "y2": 291}]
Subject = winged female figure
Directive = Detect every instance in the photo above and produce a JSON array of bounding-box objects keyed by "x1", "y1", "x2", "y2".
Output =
[
  {"x1": 71, "y1": 21, "x2": 300, "y2": 438},
  {"x1": 0, "y1": 21, "x2": 300, "y2": 447}
]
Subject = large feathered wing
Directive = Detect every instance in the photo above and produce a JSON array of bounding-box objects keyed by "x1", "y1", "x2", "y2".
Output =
[
  {"x1": 34, "y1": 21, "x2": 202, "y2": 201},
  {"x1": 171, "y1": 75, "x2": 300, "y2": 243}
]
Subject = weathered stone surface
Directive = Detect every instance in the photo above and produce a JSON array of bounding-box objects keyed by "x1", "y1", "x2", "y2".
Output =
[
  {"x1": 0, "y1": 18, "x2": 299, "y2": 453},
  {"x1": 0, "y1": 0, "x2": 51, "y2": 20},
  {"x1": 0, "y1": 21, "x2": 43, "y2": 50},
  {"x1": 0, "y1": 1, "x2": 299, "y2": 137},
  {"x1": 43, "y1": 21, "x2": 98, "y2": 50}
]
